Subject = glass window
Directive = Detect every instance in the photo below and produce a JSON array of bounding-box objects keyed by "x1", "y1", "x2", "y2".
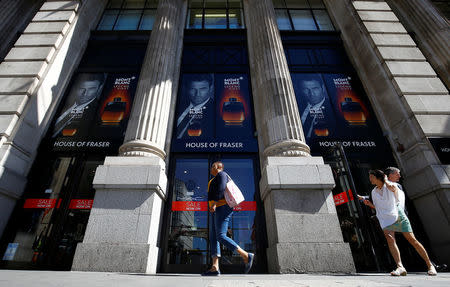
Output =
[
  {"x1": 272, "y1": 0, "x2": 333, "y2": 31},
  {"x1": 275, "y1": 9, "x2": 292, "y2": 30},
  {"x1": 187, "y1": 0, "x2": 244, "y2": 29},
  {"x1": 97, "y1": 0, "x2": 158, "y2": 31},
  {"x1": 229, "y1": 8, "x2": 244, "y2": 29},
  {"x1": 313, "y1": 9, "x2": 334, "y2": 31},
  {"x1": 97, "y1": 10, "x2": 119, "y2": 30},
  {"x1": 290, "y1": 9, "x2": 317, "y2": 31},
  {"x1": 204, "y1": 9, "x2": 227, "y2": 29},
  {"x1": 187, "y1": 9, "x2": 203, "y2": 29},
  {"x1": 139, "y1": 9, "x2": 157, "y2": 30},
  {"x1": 114, "y1": 10, "x2": 141, "y2": 30}
]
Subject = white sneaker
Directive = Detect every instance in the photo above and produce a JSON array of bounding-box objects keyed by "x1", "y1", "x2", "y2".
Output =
[
  {"x1": 391, "y1": 266, "x2": 407, "y2": 276},
  {"x1": 428, "y1": 265, "x2": 437, "y2": 276}
]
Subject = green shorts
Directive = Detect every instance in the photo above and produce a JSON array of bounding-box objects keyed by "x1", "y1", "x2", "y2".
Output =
[{"x1": 384, "y1": 206, "x2": 413, "y2": 233}]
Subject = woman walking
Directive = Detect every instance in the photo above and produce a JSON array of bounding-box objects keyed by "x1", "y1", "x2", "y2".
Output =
[
  {"x1": 360, "y1": 169, "x2": 437, "y2": 276},
  {"x1": 202, "y1": 161, "x2": 254, "y2": 276}
]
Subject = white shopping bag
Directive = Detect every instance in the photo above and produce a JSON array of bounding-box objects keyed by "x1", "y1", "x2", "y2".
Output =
[{"x1": 224, "y1": 176, "x2": 245, "y2": 208}]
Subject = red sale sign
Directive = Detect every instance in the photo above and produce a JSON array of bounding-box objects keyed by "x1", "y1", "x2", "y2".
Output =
[
  {"x1": 69, "y1": 199, "x2": 94, "y2": 209},
  {"x1": 334, "y1": 190, "x2": 354, "y2": 206},
  {"x1": 171, "y1": 201, "x2": 257, "y2": 211},
  {"x1": 24, "y1": 199, "x2": 58, "y2": 209}
]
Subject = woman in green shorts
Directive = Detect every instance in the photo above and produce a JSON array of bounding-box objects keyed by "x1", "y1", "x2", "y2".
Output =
[{"x1": 359, "y1": 170, "x2": 437, "y2": 276}]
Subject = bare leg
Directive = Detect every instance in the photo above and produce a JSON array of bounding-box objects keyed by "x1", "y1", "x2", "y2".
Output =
[
  {"x1": 384, "y1": 230, "x2": 403, "y2": 267},
  {"x1": 211, "y1": 256, "x2": 219, "y2": 271},
  {"x1": 402, "y1": 232, "x2": 432, "y2": 268},
  {"x1": 236, "y1": 246, "x2": 249, "y2": 264}
]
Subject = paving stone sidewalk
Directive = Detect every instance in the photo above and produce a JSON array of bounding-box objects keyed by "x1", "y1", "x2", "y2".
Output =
[{"x1": 1, "y1": 270, "x2": 449, "y2": 287}]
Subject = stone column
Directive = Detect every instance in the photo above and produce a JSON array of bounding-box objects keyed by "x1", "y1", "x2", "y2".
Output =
[
  {"x1": 387, "y1": 0, "x2": 450, "y2": 89},
  {"x1": 72, "y1": 0, "x2": 187, "y2": 273},
  {"x1": 243, "y1": 0, "x2": 355, "y2": 273}
]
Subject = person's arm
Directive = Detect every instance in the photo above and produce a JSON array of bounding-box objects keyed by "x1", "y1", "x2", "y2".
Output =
[
  {"x1": 357, "y1": 195, "x2": 375, "y2": 209},
  {"x1": 385, "y1": 180, "x2": 399, "y2": 193}
]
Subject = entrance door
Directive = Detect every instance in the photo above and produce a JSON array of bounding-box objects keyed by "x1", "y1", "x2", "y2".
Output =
[
  {"x1": 0, "y1": 155, "x2": 102, "y2": 270},
  {"x1": 161, "y1": 155, "x2": 266, "y2": 274}
]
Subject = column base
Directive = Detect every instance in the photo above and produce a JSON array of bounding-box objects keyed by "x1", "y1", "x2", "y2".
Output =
[
  {"x1": 72, "y1": 243, "x2": 160, "y2": 273},
  {"x1": 267, "y1": 242, "x2": 355, "y2": 273},
  {"x1": 261, "y1": 156, "x2": 356, "y2": 274}
]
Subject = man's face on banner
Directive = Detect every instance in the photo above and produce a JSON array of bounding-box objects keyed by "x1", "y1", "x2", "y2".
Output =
[
  {"x1": 76, "y1": 80, "x2": 101, "y2": 105},
  {"x1": 189, "y1": 80, "x2": 212, "y2": 106},
  {"x1": 301, "y1": 80, "x2": 325, "y2": 106}
]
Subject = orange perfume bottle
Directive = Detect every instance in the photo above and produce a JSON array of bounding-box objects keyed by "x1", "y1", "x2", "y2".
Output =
[
  {"x1": 101, "y1": 97, "x2": 126, "y2": 125},
  {"x1": 187, "y1": 120, "x2": 202, "y2": 137},
  {"x1": 341, "y1": 97, "x2": 366, "y2": 125},
  {"x1": 314, "y1": 119, "x2": 329, "y2": 137},
  {"x1": 222, "y1": 97, "x2": 245, "y2": 126}
]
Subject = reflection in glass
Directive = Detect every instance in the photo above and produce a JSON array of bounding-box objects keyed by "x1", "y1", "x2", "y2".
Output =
[
  {"x1": 108, "y1": 0, "x2": 124, "y2": 8},
  {"x1": 204, "y1": 9, "x2": 227, "y2": 29},
  {"x1": 275, "y1": 9, "x2": 292, "y2": 30},
  {"x1": 187, "y1": 9, "x2": 203, "y2": 29},
  {"x1": 168, "y1": 159, "x2": 209, "y2": 265},
  {"x1": 114, "y1": 10, "x2": 141, "y2": 30},
  {"x1": 221, "y1": 158, "x2": 256, "y2": 264},
  {"x1": 272, "y1": 0, "x2": 286, "y2": 9},
  {"x1": 229, "y1": 9, "x2": 244, "y2": 29},
  {"x1": 228, "y1": 0, "x2": 242, "y2": 8},
  {"x1": 290, "y1": 9, "x2": 317, "y2": 30},
  {"x1": 97, "y1": 10, "x2": 119, "y2": 30},
  {"x1": 313, "y1": 9, "x2": 334, "y2": 31},
  {"x1": 139, "y1": 9, "x2": 156, "y2": 30}
]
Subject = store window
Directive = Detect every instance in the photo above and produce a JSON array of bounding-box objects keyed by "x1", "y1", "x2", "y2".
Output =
[
  {"x1": 97, "y1": 0, "x2": 159, "y2": 31},
  {"x1": 273, "y1": 0, "x2": 334, "y2": 31},
  {"x1": 187, "y1": 0, "x2": 245, "y2": 29}
]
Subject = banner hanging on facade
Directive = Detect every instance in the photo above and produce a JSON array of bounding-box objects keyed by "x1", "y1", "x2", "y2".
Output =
[
  {"x1": 292, "y1": 73, "x2": 388, "y2": 156},
  {"x1": 52, "y1": 73, "x2": 138, "y2": 152},
  {"x1": 172, "y1": 73, "x2": 257, "y2": 152}
]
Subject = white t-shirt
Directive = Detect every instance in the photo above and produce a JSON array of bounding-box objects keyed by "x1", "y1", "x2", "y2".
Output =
[{"x1": 371, "y1": 184, "x2": 398, "y2": 229}]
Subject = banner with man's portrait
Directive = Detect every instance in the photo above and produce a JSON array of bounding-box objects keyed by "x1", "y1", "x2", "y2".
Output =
[
  {"x1": 52, "y1": 73, "x2": 138, "y2": 152},
  {"x1": 172, "y1": 73, "x2": 257, "y2": 152},
  {"x1": 292, "y1": 73, "x2": 388, "y2": 156}
]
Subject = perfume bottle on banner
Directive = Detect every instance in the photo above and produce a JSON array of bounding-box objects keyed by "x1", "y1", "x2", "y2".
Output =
[
  {"x1": 101, "y1": 97, "x2": 127, "y2": 125},
  {"x1": 222, "y1": 97, "x2": 245, "y2": 126},
  {"x1": 333, "y1": 77, "x2": 367, "y2": 126},
  {"x1": 187, "y1": 120, "x2": 202, "y2": 137},
  {"x1": 341, "y1": 97, "x2": 366, "y2": 125}
]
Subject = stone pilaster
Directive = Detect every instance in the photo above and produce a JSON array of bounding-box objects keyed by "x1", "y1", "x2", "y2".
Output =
[
  {"x1": 387, "y1": 0, "x2": 450, "y2": 89},
  {"x1": 326, "y1": 0, "x2": 450, "y2": 263},
  {"x1": 0, "y1": 0, "x2": 107, "y2": 239},
  {"x1": 243, "y1": 0, "x2": 355, "y2": 273},
  {"x1": 72, "y1": 0, "x2": 187, "y2": 273},
  {"x1": 119, "y1": 0, "x2": 186, "y2": 159}
]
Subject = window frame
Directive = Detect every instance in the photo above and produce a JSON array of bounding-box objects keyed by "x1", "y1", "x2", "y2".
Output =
[
  {"x1": 97, "y1": 0, "x2": 158, "y2": 31},
  {"x1": 186, "y1": 0, "x2": 245, "y2": 30},
  {"x1": 273, "y1": 0, "x2": 334, "y2": 31}
]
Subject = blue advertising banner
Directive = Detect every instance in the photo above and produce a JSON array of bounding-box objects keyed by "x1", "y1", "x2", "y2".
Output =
[
  {"x1": 172, "y1": 73, "x2": 257, "y2": 152},
  {"x1": 52, "y1": 73, "x2": 138, "y2": 152},
  {"x1": 292, "y1": 73, "x2": 387, "y2": 156}
]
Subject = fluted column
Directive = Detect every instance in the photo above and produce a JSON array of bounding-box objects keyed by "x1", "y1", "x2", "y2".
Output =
[
  {"x1": 244, "y1": 0, "x2": 310, "y2": 158},
  {"x1": 387, "y1": 0, "x2": 450, "y2": 88},
  {"x1": 243, "y1": 0, "x2": 355, "y2": 273},
  {"x1": 119, "y1": 0, "x2": 186, "y2": 159}
]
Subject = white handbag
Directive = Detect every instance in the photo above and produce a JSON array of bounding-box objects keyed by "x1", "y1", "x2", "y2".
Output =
[{"x1": 224, "y1": 175, "x2": 245, "y2": 208}]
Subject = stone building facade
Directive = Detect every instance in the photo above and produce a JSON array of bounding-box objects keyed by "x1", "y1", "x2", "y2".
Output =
[{"x1": 0, "y1": 0, "x2": 448, "y2": 274}]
